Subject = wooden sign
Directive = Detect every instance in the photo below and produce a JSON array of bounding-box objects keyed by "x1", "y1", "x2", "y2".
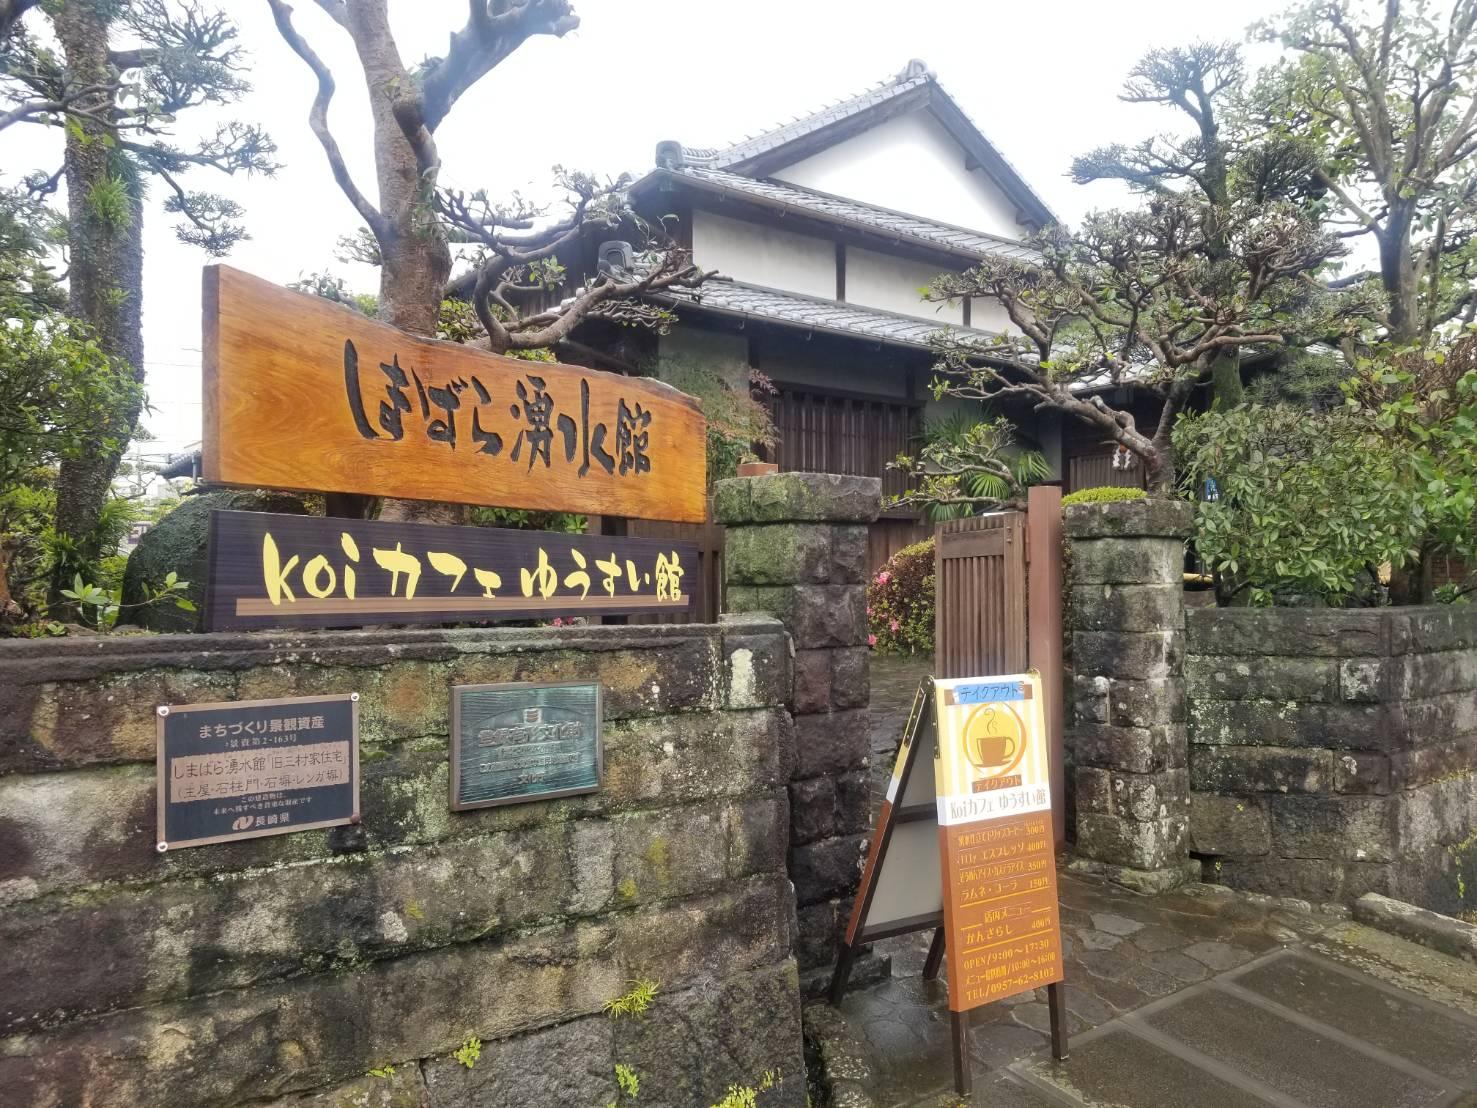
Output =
[
  {"x1": 155, "y1": 693, "x2": 359, "y2": 851},
  {"x1": 204, "y1": 510, "x2": 698, "y2": 631},
  {"x1": 932, "y1": 674, "x2": 1064, "y2": 1011},
  {"x1": 829, "y1": 672, "x2": 1066, "y2": 1096},
  {"x1": 201, "y1": 265, "x2": 707, "y2": 523},
  {"x1": 450, "y1": 681, "x2": 602, "y2": 810}
]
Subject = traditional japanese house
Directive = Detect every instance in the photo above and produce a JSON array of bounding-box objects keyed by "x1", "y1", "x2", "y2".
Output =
[{"x1": 565, "y1": 60, "x2": 1156, "y2": 582}]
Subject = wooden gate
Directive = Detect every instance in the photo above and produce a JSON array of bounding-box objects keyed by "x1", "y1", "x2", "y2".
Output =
[{"x1": 933, "y1": 485, "x2": 1065, "y2": 846}]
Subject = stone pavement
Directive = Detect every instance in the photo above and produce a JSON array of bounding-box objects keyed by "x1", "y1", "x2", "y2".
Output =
[
  {"x1": 824, "y1": 860, "x2": 1477, "y2": 1107},
  {"x1": 867, "y1": 652, "x2": 933, "y2": 808}
]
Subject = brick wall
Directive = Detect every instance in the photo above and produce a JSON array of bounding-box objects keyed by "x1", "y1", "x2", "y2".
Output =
[
  {"x1": 0, "y1": 621, "x2": 806, "y2": 1108},
  {"x1": 1187, "y1": 607, "x2": 1477, "y2": 914}
]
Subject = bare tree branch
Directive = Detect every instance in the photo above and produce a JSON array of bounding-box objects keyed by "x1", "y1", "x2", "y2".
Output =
[{"x1": 265, "y1": 0, "x2": 387, "y2": 241}]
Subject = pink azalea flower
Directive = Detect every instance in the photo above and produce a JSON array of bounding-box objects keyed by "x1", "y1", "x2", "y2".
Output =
[
  {"x1": 889, "y1": 619, "x2": 900, "y2": 632},
  {"x1": 552, "y1": 617, "x2": 564, "y2": 627},
  {"x1": 876, "y1": 570, "x2": 891, "y2": 585},
  {"x1": 867, "y1": 633, "x2": 878, "y2": 648},
  {"x1": 866, "y1": 606, "x2": 874, "y2": 617}
]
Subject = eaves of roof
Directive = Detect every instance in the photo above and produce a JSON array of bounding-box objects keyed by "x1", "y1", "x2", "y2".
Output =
[{"x1": 630, "y1": 165, "x2": 1041, "y2": 266}]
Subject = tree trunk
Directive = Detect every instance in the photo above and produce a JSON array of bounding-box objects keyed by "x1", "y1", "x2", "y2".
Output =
[
  {"x1": 49, "y1": 3, "x2": 146, "y2": 607},
  {"x1": 1379, "y1": 206, "x2": 1421, "y2": 347},
  {"x1": 1209, "y1": 348, "x2": 1243, "y2": 409},
  {"x1": 345, "y1": 1, "x2": 458, "y2": 525}
]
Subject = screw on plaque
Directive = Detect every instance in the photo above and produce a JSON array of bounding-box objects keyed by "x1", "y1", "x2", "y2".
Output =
[
  {"x1": 156, "y1": 841, "x2": 169, "y2": 853},
  {"x1": 157, "y1": 706, "x2": 170, "y2": 717}
]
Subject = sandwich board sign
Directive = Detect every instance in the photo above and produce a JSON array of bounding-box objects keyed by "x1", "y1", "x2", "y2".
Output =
[{"x1": 829, "y1": 672, "x2": 1066, "y2": 1095}]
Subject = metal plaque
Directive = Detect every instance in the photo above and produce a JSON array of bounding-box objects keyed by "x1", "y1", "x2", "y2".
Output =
[
  {"x1": 450, "y1": 681, "x2": 603, "y2": 810},
  {"x1": 155, "y1": 693, "x2": 359, "y2": 851}
]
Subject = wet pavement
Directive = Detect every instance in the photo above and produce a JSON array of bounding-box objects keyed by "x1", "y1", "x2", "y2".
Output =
[
  {"x1": 836, "y1": 652, "x2": 1477, "y2": 1108},
  {"x1": 835, "y1": 873, "x2": 1477, "y2": 1107}
]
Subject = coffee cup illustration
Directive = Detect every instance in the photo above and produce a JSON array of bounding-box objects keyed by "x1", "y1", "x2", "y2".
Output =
[{"x1": 962, "y1": 704, "x2": 1027, "y2": 775}]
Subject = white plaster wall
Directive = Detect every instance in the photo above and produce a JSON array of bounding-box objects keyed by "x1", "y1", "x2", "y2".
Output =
[
  {"x1": 691, "y1": 209, "x2": 834, "y2": 298},
  {"x1": 846, "y1": 246, "x2": 962, "y2": 324},
  {"x1": 773, "y1": 110, "x2": 1024, "y2": 239},
  {"x1": 968, "y1": 296, "x2": 1013, "y2": 335}
]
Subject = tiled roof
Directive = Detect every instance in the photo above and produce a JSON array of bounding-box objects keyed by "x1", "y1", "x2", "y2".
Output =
[
  {"x1": 662, "y1": 278, "x2": 1148, "y2": 393},
  {"x1": 661, "y1": 278, "x2": 994, "y2": 351},
  {"x1": 653, "y1": 165, "x2": 1040, "y2": 263},
  {"x1": 682, "y1": 66, "x2": 934, "y2": 171}
]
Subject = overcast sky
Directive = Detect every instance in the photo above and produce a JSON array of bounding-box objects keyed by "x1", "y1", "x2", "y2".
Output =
[{"x1": 1, "y1": 0, "x2": 1292, "y2": 462}]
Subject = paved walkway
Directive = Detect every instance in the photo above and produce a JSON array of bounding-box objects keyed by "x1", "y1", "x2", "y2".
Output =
[{"x1": 837, "y1": 654, "x2": 1477, "y2": 1107}]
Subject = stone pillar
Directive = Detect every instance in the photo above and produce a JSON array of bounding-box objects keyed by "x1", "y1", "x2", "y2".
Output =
[
  {"x1": 1065, "y1": 498, "x2": 1197, "y2": 892},
  {"x1": 714, "y1": 472, "x2": 880, "y2": 976}
]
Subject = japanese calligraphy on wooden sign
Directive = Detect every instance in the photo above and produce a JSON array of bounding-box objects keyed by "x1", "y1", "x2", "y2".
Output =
[
  {"x1": 201, "y1": 265, "x2": 707, "y2": 522},
  {"x1": 204, "y1": 510, "x2": 697, "y2": 631},
  {"x1": 155, "y1": 693, "x2": 359, "y2": 851},
  {"x1": 450, "y1": 682, "x2": 602, "y2": 810},
  {"x1": 933, "y1": 673, "x2": 1064, "y2": 1012}
]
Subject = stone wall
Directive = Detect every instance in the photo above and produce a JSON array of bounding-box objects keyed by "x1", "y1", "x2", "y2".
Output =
[
  {"x1": 715, "y1": 472, "x2": 879, "y2": 979},
  {"x1": 1187, "y1": 606, "x2": 1477, "y2": 915},
  {"x1": 1065, "y1": 499, "x2": 1197, "y2": 893},
  {"x1": 0, "y1": 620, "x2": 806, "y2": 1108}
]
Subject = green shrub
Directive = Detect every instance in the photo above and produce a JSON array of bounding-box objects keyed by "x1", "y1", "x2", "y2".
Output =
[
  {"x1": 867, "y1": 539, "x2": 935, "y2": 655},
  {"x1": 1061, "y1": 486, "x2": 1146, "y2": 507}
]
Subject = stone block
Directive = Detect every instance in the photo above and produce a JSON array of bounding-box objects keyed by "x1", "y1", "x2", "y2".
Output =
[
  {"x1": 791, "y1": 710, "x2": 870, "y2": 779},
  {"x1": 1388, "y1": 606, "x2": 1477, "y2": 654},
  {"x1": 1116, "y1": 769, "x2": 1189, "y2": 822},
  {"x1": 1076, "y1": 767, "x2": 1115, "y2": 816},
  {"x1": 1190, "y1": 745, "x2": 1334, "y2": 795},
  {"x1": 1390, "y1": 734, "x2": 1477, "y2": 789},
  {"x1": 1067, "y1": 538, "x2": 1185, "y2": 586},
  {"x1": 1333, "y1": 751, "x2": 1391, "y2": 795},
  {"x1": 712, "y1": 473, "x2": 882, "y2": 525},
  {"x1": 1106, "y1": 678, "x2": 1187, "y2": 728},
  {"x1": 724, "y1": 523, "x2": 834, "y2": 586},
  {"x1": 1069, "y1": 583, "x2": 1184, "y2": 634},
  {"x1": 1395, "y1": 691, "x2": 1477, "y2": 748},
  {"x1": 723, "y1": 625, "x2": 790, "y2": 710},
  {"x1": 0, "y1": 709, "x2": 791, "y2": 904},
  {"x1": 1073, "y1": 723, "x2": 1183, "y2": 774},
  {"x1": 1185, "y1": 608, "x2": 1388, "y2": 658},
  {"x1": 606, "y1": 961, "x2": 807, "y2": 1108},
  {"x1": 789, "y1": 777, "x2": 837, "y2": 845},
  {"x1": 1210, "y1": 857, "x2": 1356, "y2": 903},
  {"x1": 1074, "y1": 630, "x2": 1183, "y2": 681},
  {"x1": 1339, "y1": 658, "x2": 1388, "y2": 703},
  {"x1": 1395, "y1": 774, "x2": 1477, "y2": 854},
  {"x1": 831, "y1": 647, "x2": 870, "y2": 710},
  {"x1": 1189, "y1": 794, "x2": 1271, "y2": 856},
  {"x1": 790, "y1": 835, "x2": 866, "y2": 906},
  {"x1": 833, "y1": 769, "x2": 873, "y2": 836},
  {"x1": 1063, "y1": 498, "x2": 1194, "y2": 540},
  {"x1": 422, "y1": 1015, "x2": 614, "y2": 1108},
  {"x1": 0, "y1": 878, "x2": 794, "y2": 1108},
  {"x1": 792, "y1": 585, "x2": 867, "y2": 648},
  {"x1": 0, "y1": 795, "x2": 787, "y2": 1033},
  {"x1": 831, "y1": 525, "x2": 870, "y2": 585},
  {"x1": 1270, "y1": 795, "x2": 1395, "y2": 863},
  {"x1": 1188, "y1": 698, "x2": 1390, "y2": 751},
  {"x1": 1075, "y1": 813, "x2": 1187, "y2": 870},
  {"x1": 1393, "y1": 649, "x2": 1477, "y2": 699},
  {"x1": 1071, "y1": 675, "x2": 1111, "y2": 726},
  {"x1": 796, "y1": 899, "x2": 844, "y2": 970},
  {"x1": 1185, "y1": 655, "x2": 1338, "y2": 703}
]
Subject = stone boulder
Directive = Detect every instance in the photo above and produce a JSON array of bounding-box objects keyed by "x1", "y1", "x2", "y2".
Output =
[{"x1": 120, "y1": 489, "x2": 315, "y2": 632}]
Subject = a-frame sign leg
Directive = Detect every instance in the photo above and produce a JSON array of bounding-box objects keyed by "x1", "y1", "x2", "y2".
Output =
[
  {"x1": 827, "y1": 942, "x2": 857, "y2": 1006},
  {"x1": 922, "y1": 926, "x2": 946, "y2": 982},
  {"x1": 1047, "y1": 981, "x2": 1070, "y2": 1061},
  {"x1": 950, "y1": 1011, "x2": 972, "y2": 1096}
]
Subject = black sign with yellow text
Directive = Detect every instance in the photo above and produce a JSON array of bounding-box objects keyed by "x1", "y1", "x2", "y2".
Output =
[{"x1": 204, "y1": 510, "x2": 697, "y2": 631}]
